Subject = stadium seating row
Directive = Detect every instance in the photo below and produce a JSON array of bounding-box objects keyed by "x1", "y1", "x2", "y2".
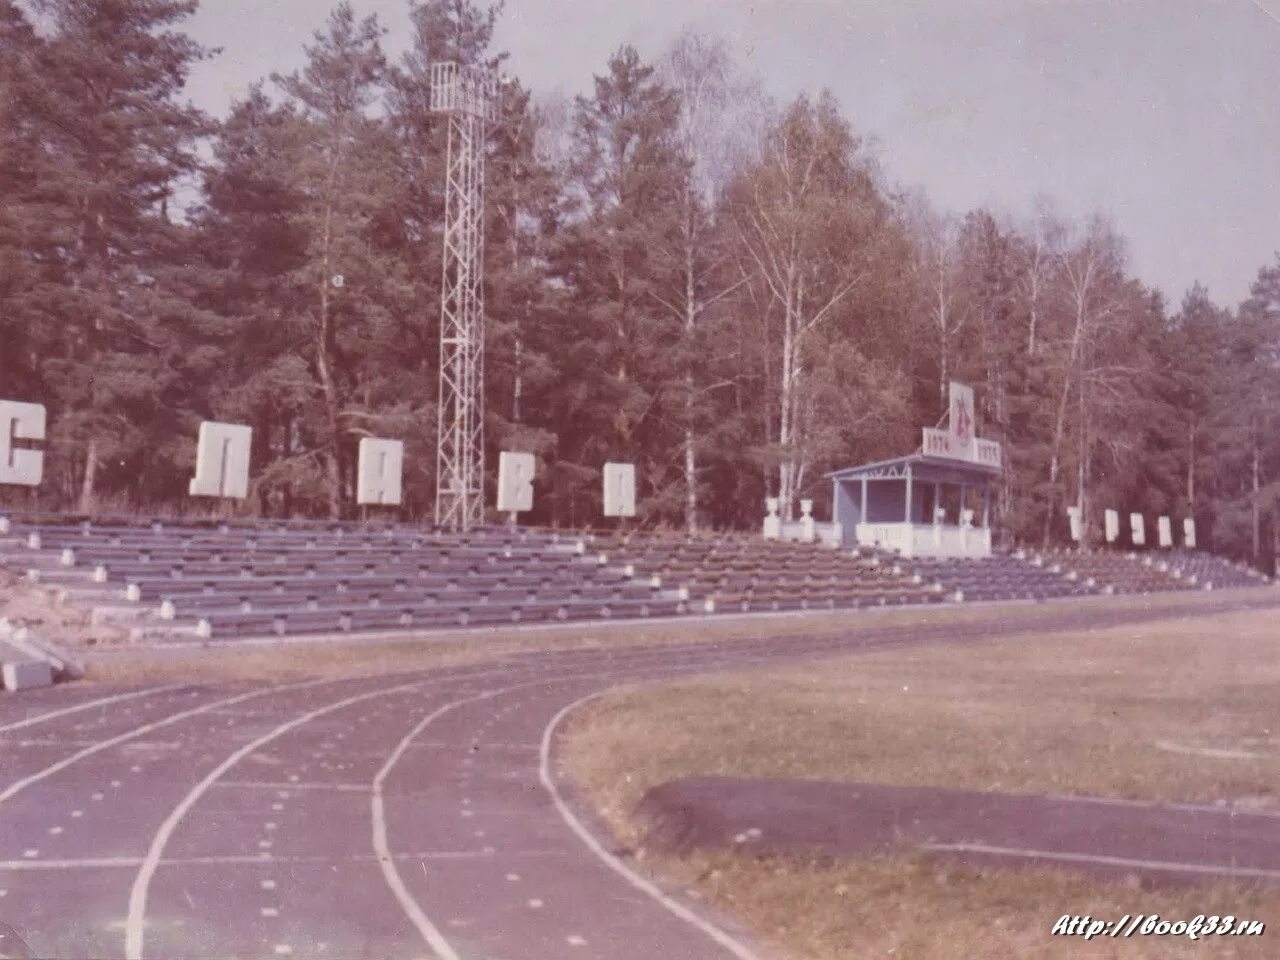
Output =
[{"x1": 0, "y1": 513, "x2": 1270, "y2": 642}]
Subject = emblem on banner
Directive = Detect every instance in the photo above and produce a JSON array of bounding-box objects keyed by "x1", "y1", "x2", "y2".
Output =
[{"x1": 952, "y1": 396, "x2": 973, "y2": 444}]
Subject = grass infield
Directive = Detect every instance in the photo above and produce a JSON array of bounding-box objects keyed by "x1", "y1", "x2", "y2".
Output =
[{"x1": 561, "y1": 605, "x2": 1280, "y2": 960}]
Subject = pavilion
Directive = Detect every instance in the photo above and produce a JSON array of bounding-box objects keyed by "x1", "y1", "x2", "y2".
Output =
[{"x1": 825, "y1": 382, "x2": 1003, "y2": 559}]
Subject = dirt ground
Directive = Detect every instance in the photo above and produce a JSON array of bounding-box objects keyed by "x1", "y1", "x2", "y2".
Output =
[
  {"x1": 0, "y1": 567, "x2": 127, "y2": 649},
  {"x1": 562, "y1": 606, "x2": 1280, "y2": 960}
]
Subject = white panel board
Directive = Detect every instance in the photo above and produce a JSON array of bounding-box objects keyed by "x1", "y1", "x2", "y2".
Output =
[
  {"x1": 974, "y1": 439, "x2": 1002, "y2": 468},
  {"x1": 356, "y1": 438, "x2": 404, "y2": 506},
  {"x1": 188, "y1": 421, "x2": 252, "y2": 499},
  {"x1": 496, "y1": 451, "x2": 535, "y2": 513},
  {"x1": 603, "y1": 462, "x2": 636, "y2": 518},
  {"x1": 1104, "y1": 509, "x2": 1120, "y2": 544},
  {"x1": 1157, "y1": 515, "x2": 1172, "y2": 548},
  {"x1": 0, "y1": 400, "x2": 46, "y2": 487},
  {"x1": 1183, "y1": 517, "x2": 1196, "y2": 549},
  {"x1": 1129, "y1": 512, "x2": 1145, "y2": 546},
  {"x1": 1066, "y1": 505, "x2": 1082, "y2": 542}
]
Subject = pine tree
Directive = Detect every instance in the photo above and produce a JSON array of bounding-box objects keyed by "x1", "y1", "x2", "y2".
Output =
[
  {"x1": 269, "y1": 3, "x2": 409, "y2": 518},
  {"x1": 548, "y1": 45, "x2": 686, "y2": 523},
  {"x1": 5, "y1": 0, "x2": 213, "y2": 510}
]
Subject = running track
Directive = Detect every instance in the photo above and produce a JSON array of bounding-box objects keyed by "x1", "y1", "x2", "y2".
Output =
[{"x1": 2, "y1": 595, "x2": 1277, "y2": 960}]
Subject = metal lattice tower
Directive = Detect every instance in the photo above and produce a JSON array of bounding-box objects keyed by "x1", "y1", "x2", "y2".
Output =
[{"x1": 429, "y1": 63, "x2": 497, "y2": 530}]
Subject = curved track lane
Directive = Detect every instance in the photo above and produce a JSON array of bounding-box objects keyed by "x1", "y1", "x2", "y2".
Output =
[{"x1": 3, "y1": 594, "x2": 1279, "y2": 960}]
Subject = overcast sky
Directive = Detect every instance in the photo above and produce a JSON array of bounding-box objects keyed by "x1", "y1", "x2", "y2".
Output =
[{"x1": 183, "y1": 0, "x2": 1280, "y2": 308}]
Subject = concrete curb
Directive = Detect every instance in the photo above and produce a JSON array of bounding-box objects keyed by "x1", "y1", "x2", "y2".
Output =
[{"x1": 0, "y1": 616, "x2": 85, "y2": 685}]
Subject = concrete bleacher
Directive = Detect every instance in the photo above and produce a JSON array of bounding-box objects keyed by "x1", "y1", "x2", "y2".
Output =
[
  {"x1": 580, "y1": 530, "x2": 947, "y2": 613},
  {"x1": 900, "y1": 551, "x2": 1100, "y2": 602},
  {"x1": 0, "y1": 515, "x2": 685, "y2": 640},
  {"x1": 1163, "y1": 549, "x2": 1270, "y2": 590},
  {"x1": 1034, "y1": 547, "x2": 1274, "y2": 594},
  {"x1": 0, "y1": 512, "x2": 1271, "y2": 645},
  {"x1": 1038, "y1": 548, "x2": 1187, "y2": 593}
]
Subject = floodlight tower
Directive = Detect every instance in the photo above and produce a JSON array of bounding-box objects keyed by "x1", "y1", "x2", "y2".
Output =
[{"x1": 429, "y1": 62, "x2": 497, "y2": 530}]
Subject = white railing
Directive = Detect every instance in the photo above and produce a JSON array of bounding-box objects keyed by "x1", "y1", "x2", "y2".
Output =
[{"x1": 854, "y1": 522, "x2": 991, "y2": 558}]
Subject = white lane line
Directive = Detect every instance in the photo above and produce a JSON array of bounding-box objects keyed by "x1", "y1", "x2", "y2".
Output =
[
  {"x1": 540, "y1": 691, "x2": 765, "y2": 960},
  {"x1": 371, "y1": 688, "x2": 506, "y2": 960},
  {"x1": 0, "y1": 679, "x2": 333, "y2": 805},
  {"x1": 124, "y1": 678, "x2": 422, "y2": 960},
  {"x1": 0, "y1": 685, "x2": 187, "y2": 734},
  {"x1": 920, "y1": 842, "x2": 1280, "y2": 880}
]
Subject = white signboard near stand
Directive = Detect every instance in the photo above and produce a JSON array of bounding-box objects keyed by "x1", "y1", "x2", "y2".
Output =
[
  {"x1": 0, "y1": 400, "x2": 46, "y2": 487},
  {"x1": 1157, "y1": 515, "x2": 1173, "y2": 548},
  {"x1": 1183, "y1": 517, "x2": 1197, "y2": 549},
  {"x1": 603, "y1": 462, "x2": 636, "y2": 518},
  {"x1": 496, "y1": 451, "x2": 535, "y2": 514},
  {"x1": 1105, "y1": 509, "x2": 1120, "y2": 544},
  {"x1": 188, "y1": 421, "x2": 252, "y2": 499},
  {"x1": 1130, "y1": 512, "x2": 1146, "y2": 547},
  {"x1": 1066, "y1": 505, "x2": 1082, "y2": 542},
  {"x1": 356, "y1": 438, "x2": 404, "y2": 506}
]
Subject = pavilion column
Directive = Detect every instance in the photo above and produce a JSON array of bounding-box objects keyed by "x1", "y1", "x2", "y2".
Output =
[
  {"x1": 982, "y1": 487, "x2": 990, "y2": 527},
  {"x1": 860, "y1": 477, "x2": 868, "y2": 524},
  {"x1": 904, "y1": 469, "x2": 913, "y2": 523},
  {"x1": 933, "y1": 482, "x2": 941, "y2": 523}
]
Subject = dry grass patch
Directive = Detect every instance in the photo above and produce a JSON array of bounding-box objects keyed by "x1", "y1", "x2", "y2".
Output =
[
  {"x1": 562, "y1": 606, "x2": 1280, "y2": 960},
  {"x1": 665, "y1": 850, "x2": 1276, "y2": 960}
]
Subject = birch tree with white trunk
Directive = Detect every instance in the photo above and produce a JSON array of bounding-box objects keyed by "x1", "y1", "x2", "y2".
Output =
[
  {"x1": 655, "y1": 30, "x2": 767, "y2": 530},
  {"x1": 726, "y1": 92, "x2": 892, "y2": 520}
]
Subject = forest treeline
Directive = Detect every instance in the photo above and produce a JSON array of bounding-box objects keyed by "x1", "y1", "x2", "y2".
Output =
[{"x1": 2, "y1": 0, "x2": 1279, "y2": 568}]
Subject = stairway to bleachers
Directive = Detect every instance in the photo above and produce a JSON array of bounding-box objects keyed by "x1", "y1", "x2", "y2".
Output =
[
  {"x1": 0, "y1": 515, "x2": 686, "y2": 641},
  {"x1": 581, "y1": 530, "x2": 946, "y2": 613},
  {"x1": 899, "y1": 551, "x2": 1100, "y2": 602}
]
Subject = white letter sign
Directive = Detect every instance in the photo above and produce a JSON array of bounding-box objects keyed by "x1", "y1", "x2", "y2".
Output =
[
  {"x1": 188, "y1": 421, "x2": 252, "y2": 499},
  {"x1": 1104, "y1": 509, "x2": 1119, "y2": 544},
  {"x1": 1066, "y1": 505, "x2": 1082, "y2": 542},
  {"x1": 0, "y1": 400, "x2": 45, "y2": 487},
  {"x1": 1183, "y1": 517, "x2": 1196, "y2": 549},
  {"x1": 496, "y1": 451, "x2": 535, "y2": 513},
  {"x1": 1157, "y1": 515, "x2": 1172, "y2": 548},
  {"x1": 357, "y1": 438, "x2": 404, "y2": 506},
  {"x1": 603, "y1": 462, "x2": 636, "y2": 518},
  {"x1": 1130, "y1": 512, "x2": 1145, "y2": 546}
]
